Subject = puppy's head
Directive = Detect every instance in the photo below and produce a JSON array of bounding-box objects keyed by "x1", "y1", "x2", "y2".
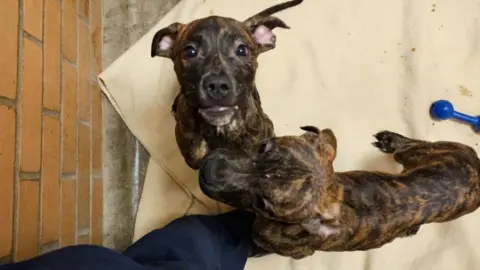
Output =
[
  {"x1": 151, "y1": 0, "x2": 303, "y2": 126},
  {"x1": 199, "y1": 126, "x2": 341, "y2": 230}
]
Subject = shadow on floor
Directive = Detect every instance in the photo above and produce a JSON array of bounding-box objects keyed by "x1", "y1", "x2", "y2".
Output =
[{"x1": 102, "y1": 0, "x2": 181, "y2": 251}]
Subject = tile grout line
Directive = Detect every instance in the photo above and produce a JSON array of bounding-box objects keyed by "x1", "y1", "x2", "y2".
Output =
[
  {"x1": 19, "y1": 172, "x2": 41, "y2": 180},
  {"x1": 74, "y1": 0, "x2": 80, "y2": 245},
  {"x1": 78, "y1": 16, "x2": 89, "y2": 25},
  {"x1": 0, "y1": 255, "x2": 12, "y2": 264},
  {"x1": 39, "y1": 241, "x2": 59, "y2": 255},
  {"x1": 38, "y1": 0, "x2": 46, "y2": 254},
  {"x1": 77, "y1": 1, "x2": 89, "y2": 23},
  {"x1": 12, "y1": 0, "x2": 25, "y2": 261},
  {"x1": 77, "y1": 228, "x2": 90, "y2": 237},
  {"x1": 23, "y1": 31, "x2": 43, "y2": 48},
  {"x1": 43, "y1": 108, "x2": 61, "y2": 119},
  {"x1": 89, "y1": 74, "x2": 98, "y2": 83},
  {"x1": 0, "y1": 96, "x2": 17, "y2": 109},
  {"x1": 61, "y1": 173, "x2": 76, "y2": 181},
  {"x1": 78, "y1": 13, "x2": 89, "y2": 26},
  {"x1": 62, "y1": 55, "x2": 77, "y2": 68},
  {"x1": 58, "y1": 0, "x2": 65, "y2": 248},
  {"x1": 79, "y1": 119, "x2": 90, "y2": 127}
]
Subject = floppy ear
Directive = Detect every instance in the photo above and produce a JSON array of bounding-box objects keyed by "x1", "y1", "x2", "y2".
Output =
[
  {"x1": 301, "y1": 218, "x2": 341, "y2": 238},
  {"x1": 243, "y1": 16, "x2": 290, "y2": 53},
  {"x1": 252, "y1": 194, "x2": 276, "y2": 216},
  {"x1": 300, "y1": 126, "x2": 337, "y2": 162},
  {"x1": 320, "y1": 129, "x2": 337, "y2": 161},
  {"x1": 151, "y1": 22, "x2": 184, "y2": 58},
  {"x1": 242, "y1": 0, "x2": 303, "y2": 53},
  {"x1": 302, "y1": 201, "x2": 341, "y2": 237},
  {"x1": 300, "y1": 126, "x2": 321, "y2": 135}
]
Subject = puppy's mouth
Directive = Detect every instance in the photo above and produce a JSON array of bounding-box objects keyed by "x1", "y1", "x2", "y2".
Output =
[{"x1": 198, "y1": 106, "x2": 239, "y2": 126}]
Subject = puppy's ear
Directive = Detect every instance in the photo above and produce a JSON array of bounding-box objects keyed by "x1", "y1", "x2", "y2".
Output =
[
  {"x1": 252, "y1": 194, "x2": 276, "y2": 216},
  {"x1": 300, "y1": 126, "x2": 321, "y2": 135},
  {"x1": 301, "y1": 218, "x2": 341, "y2": 238},
  {"x1": 300, "y1": 126, "x2": 337, "y2": 162},
  {"x1": 151, "y1": 22, "x2": 184, "y2": 58},
  {"x1": 302, "y1": 202, "x2": 341, "y2": 237},
  {"x1": 243, "y1": 0, "x2": 303, "y2": 53},
  {"x1": 243, "y1": 16, "x2": 289, "y2": 53},
  {"x1": 320, "y1": 129, "x2": 337, "y2": 162}
]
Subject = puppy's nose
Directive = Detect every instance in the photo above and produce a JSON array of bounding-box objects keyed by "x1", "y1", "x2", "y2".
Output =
[
  {"x1": 203, "y1": 74, "x2": 232, "y2": 99},
  {"x1": 200, "y1": 150, "x2": 229, "y2": 176},
  {"x1": 202, "y1": 159, "x2": 219, "y2": 181}
]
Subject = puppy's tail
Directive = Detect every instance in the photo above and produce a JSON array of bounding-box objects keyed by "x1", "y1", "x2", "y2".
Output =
[{"x1": 244, "y1": 0, "x2": 303, "y2": 22}]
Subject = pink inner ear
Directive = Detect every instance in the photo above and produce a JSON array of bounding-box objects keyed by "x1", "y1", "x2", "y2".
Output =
[
  {"x1": 316, "y1": 225, "x2": 341, "y2": 238},
  {"x1": 302, "y1": 219, "x2": 341, "y2": 238},
  {"x1": 253, "y1": 25, "x2": 275, "y2": 46},
  {"x1": 263, "y1": 198, "x2": 274, "y2": 212},
  {"x1": 159, "y1": 35, "x2": 174, "y2": 51}
]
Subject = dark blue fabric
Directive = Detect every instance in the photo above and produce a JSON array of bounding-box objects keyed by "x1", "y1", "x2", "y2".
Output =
[{"x1": 1, "y1": 210, "x2": 255, "y2": 270}]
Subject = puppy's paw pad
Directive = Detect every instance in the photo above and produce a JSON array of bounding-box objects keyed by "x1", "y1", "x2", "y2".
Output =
[
  {"x1": 371, "y1": 141, "x2": 390, "y2": 153},
  {"x1": 372, "y1": 131, "x2": 402, "y2": 153}
]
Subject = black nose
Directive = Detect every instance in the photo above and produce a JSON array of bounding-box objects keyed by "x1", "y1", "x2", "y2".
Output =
[{"x1": 203, "y1": 74, "x2": 232, "y2": 99}]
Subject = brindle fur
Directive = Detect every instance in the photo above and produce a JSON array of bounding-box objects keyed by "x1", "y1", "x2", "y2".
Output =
[
  {"x1": 172, "y1": 87, "x2": 273, "y2": 169},
  {"x1": 151, "y1": 0, "x2": 303, "y2": 169},
  {"x1": 199, "y1": 127, "x2": 480, "y2": 259}
]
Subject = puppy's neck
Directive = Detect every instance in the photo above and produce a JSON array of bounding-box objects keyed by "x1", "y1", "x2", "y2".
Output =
[
  {"x1": 240, "y1": 85, "x2": 265, "y2": 115},
  {"x1": 318, "y1": 180, "x2": 356, "y2": 227},
  {"x1": 315, "y1": 182, "x2": 344, "y2": 220}
]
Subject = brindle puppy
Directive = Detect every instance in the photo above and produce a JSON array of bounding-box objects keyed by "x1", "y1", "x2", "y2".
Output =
[
  {"x1": 199, "y1": 127, "x2": 480, "y2": 259},
  {"x1": 150, "y1": 0, "x2": 304, "y2": 169}
]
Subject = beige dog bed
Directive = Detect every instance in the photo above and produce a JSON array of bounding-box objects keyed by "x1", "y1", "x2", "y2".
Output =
[{"x1": 98, "y1": 0, "x2": 480, "y2": 269}]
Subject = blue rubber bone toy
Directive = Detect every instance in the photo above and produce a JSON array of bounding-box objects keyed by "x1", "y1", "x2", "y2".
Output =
[{"x1": 430, "y1": 100, "x2": 480, "y2": 131}]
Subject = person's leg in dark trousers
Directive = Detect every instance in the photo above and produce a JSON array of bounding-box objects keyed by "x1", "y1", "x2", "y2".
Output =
[
  {"x1": 124, "y1": 209, "x2": 256, "y2": 269},
  {"x1": 0, "y1": 210, "x2": 256, "y2": 270}
]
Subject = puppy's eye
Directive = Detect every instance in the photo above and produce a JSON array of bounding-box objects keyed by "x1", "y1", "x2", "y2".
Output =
[
  {"x1": 182, "y1": 45, "x2": 198, "y2": 58},
  {"x1": 258, "y1": 140, "x2": 273, "y2": 154},
  {"x1": 235, "y1": 44, "x2": 249, "y2": 57}
]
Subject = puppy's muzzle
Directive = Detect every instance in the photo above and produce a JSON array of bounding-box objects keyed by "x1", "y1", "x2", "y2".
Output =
[
  {"x1": 202, "y1": 73, "x2": 233, "y2": 100},
  {"x1": 198, "y1": 73, "x2": 238, "y2": 126}
]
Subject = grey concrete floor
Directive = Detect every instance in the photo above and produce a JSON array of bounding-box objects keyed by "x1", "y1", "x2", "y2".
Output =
[{"x1": 102, "y1": 0, "x2": 180, "y2": 251}]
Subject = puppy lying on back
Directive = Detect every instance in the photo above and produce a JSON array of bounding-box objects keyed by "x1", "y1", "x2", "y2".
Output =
[
  {"x1": 150, "y1": 0, "x2": 304, "y2": 169},
  {"x1": 199, "y1": 127, "x2": 480, "y2": 259}
]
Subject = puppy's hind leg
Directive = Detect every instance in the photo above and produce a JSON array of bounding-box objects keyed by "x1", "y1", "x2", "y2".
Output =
[
  {"x1": 372, "y1": 131, "x2": 423, "y2": 154},
  {"x1": 372, "y1": 131, "x2": 432, "y2": 169},
  {"x1": 400, "y1": 225, "x2": 420, "y2": 238}
]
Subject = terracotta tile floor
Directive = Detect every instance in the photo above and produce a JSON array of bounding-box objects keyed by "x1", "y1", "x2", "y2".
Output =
[{"x1": 0, "y1": 0, "x2": 103, "y2": 263}]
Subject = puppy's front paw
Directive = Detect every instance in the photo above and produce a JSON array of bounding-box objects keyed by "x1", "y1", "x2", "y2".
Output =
[
  {"x1": 249, "y1": 244, "x2": 271, "y2": 258},
  {"x1": 401, "y1": 225, "x2": 420, "y2": 238},
  {"x1": 372, "y1": 131, "x2": 406, "y2": 154},
  {"x1": 289, "y1": 248, "x2": 315, "y2": 260}
]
